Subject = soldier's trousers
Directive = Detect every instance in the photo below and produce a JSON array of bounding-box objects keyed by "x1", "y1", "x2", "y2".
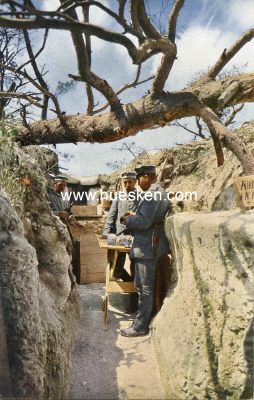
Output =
[
  {"x1": 113, "y1": 253, "x2": 133, "y2": 282},
  {"x1": 132, "y1": 257, "x2": 157, "y2": 332}
]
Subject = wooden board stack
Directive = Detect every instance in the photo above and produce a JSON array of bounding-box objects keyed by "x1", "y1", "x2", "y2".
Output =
[{"x1": 79, "y1": 233, "x2": 107, "y2": 283}]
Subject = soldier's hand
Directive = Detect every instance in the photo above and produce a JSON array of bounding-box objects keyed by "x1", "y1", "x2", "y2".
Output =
[
  {"x1": 101, "y1": 234, "x2": 107, "y2": 239},
  {"x1": 57, "y1": 211, "x2": 69, "y2": 220},
  {"x1": 120, "y1": 216, "x2": 128, "y2": 225},
  {"x1": 127, "y1": 211, "x2": 136, "y2": 216},
  {"x1": 67, "y1": 214, "x2": 76, "y2": 224}
]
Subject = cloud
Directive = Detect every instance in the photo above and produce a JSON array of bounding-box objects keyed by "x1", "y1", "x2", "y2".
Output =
[
  {"x1": 152, "y1": 19, "x2": 254, "y2": 92},
  {"x1": 230, "y1": 0, "x2": 254, "y2": 30},
  {"x1": 159, "y1": 25, "x2": 235, "y2": 91},
  {"x1": 36, "y1": 0, "x2": 58, "y2": 11},
  {"x1": 38, "y1": 30, "x2": 76, "y2": 91}
]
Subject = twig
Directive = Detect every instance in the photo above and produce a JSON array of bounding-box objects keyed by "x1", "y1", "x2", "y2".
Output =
[
  {"x1": 0, "y1": 91, "x2": 44, "y2": 108},
  {"x1": 207, "y1": 29, "x2": 254, "y2": 79},
  {"x1": 0, "y1": 62, "x2": 63, "y2": 121},
  {"x1": 224, "y1": 104, "x2": 244, "y2": 126},
  {"x1": 17, "y1": 29, "x2": 49, "y2": 72},
  {"x1": 93, "y1": 68, "x2": 154, "y2": 114},
  {"x1": 22, "y1": 29, "x2": 49, "y2": 119},
  {"x1": 167, "y1": 0, "x2": 185, "y2": 43},
  {"x1": 82, "y1": 1, "x2": 94, "y2": 116},
  {"x1": 137, "y1": 0, "x2": 161, "y2": 39}
]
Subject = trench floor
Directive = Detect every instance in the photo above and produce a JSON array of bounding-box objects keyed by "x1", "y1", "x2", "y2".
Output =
[{"x1": 69, "y1": 283, "x2": 164, "y2": 400}]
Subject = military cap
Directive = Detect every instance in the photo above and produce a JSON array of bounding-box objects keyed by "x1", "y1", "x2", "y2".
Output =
[
  {"x1": 53, "y1": 174, "x2": 68, "y2": 182},
  {"x1": 135, "y1": 165, "x2": 156, "y2": 178},
  {"x1": 121, "y1": 171, "x2": 137, "y2": 180}
]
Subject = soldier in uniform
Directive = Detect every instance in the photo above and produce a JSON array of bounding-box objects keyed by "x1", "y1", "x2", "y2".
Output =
[
  {"x1": 102, "y1": 171, "x2": 139, "y2": 281},
  {"x1": 47, "y1": 175, "x2": 80, "y2": 281},
  {"x1": 47, "y1": 175, "x2": 74, "y2": 222},
  {"x1": 120, "y1": 165, "x2": 170, "y2": 337}
]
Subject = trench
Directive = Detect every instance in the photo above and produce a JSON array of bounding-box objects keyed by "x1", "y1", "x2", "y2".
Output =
[{"x1": 69, "y1": 256, "x2": 173, "y2": 400}]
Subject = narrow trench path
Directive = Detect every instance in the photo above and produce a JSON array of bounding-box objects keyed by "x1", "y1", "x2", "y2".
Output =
[{"x1": 69, "y1": 284, "x2": 164, "y2": 400}]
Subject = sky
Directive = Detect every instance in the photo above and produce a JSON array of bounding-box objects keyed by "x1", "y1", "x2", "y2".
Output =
[{"x1": 17, "y1": 0, "x2": 254, "y2": 176}]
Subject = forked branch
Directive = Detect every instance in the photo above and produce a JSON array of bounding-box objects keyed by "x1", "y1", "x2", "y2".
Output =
[
  {"x1": 137, "y1": 0, "x2": 161, "y2": 39},
  {"x1": 168, "y1": 0, "x2": 185, "y2": 43},
  {"x1": 152, "y1": 0, "x2": 185, "y2": 93},
  {"x1": 199, "y1": 106, "x2": 254, "y2": 174},
  {"x1": 207, "y1": 29, "x2": 254, "y2": 79}
]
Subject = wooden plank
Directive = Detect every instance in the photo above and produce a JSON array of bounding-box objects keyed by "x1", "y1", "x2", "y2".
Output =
[
  {"x1": 78, "y1": 230, "x2": 108, "y2": 283},
  {"x1": 80, "y1": 234, "x2": 97, "y2": 242},
  {"x1": 80, "y1": 253, "x2": 106, "y2": 260},
  {"x1": 71, "y1": 205, "x2": 97, "y2": 216},
  {"x1": 107, "y1": 281, "x2": 136, "y2": 293},
  {"x1": 80, "y1": 252, "x2": 107, "y2": 261},
  {"x1": 80, "y1": 237, "x2": 107, "y2": 276},
  {"x1": 80, "y1": 240, "x2": 100, "y2": 247},
  {"x1": 97, "y1": 240, "x2": 130, "y2": 252},
  {"x1": 80, "y1": 240, "x2": 99, "y2": 246},
  {"x1": 80, "y1": 242, "x2": 106, "y2": 249},
  {"x1": 80, "y1": 264, "x2": 105, "y2": 275},
  {"x1": 80, "y1": 260, "x2": 107, "y2": 268},
  {"x1": 80, "y1": 262, "x2": 106, "y2": 274},
  {"x1": 80, "y1": 247, "x2": 107, "y2": 257}
]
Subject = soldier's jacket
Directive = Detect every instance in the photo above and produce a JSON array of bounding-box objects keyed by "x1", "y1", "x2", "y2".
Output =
[
  {"x1": 47, "y1": 188, "x2": 70, "y2": 213},
  {"x1": 103, "y1": 189, "x2": 140, "y2": 236},
  {"x1": 125, "y1": 183, "x2": 170, "y2": 259}
]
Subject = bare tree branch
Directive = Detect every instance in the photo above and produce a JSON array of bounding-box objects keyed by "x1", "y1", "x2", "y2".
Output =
[
  {"x1": 93, "y1": 66, "x2": 154, "y2": 114},
  {"x1": 224, "y1": 104, "x2": 244, "y2": 126},
  {"x1": 207, "y1": 29, "x2": 254, "y2": 79},
  {"x1": 20, "y1": 103, "x2": 30, "y2": 128},
  {"x1": 168, "y1": 0, "x2": 185, "y2": 43},
  {"x1": 130, "y1": 0, "x2": 143, "y2": 38},
  {"x1": 17, "y1": 28, "x2": 48, "y2": 71},
  {"x1": 152, "y1": 0, "x2": 185, "y2": 93},
  {"x1": 216, "y1": 81, "x2": 241, "y2": 110},
  {"x1": 0, "y1": 81, "x2": 16, "y2": 118},
  {"x1": 0, "y1": 27, "x2": 30, "y2": 118},
  {"x1": 14, "y1": 71, "x2": 254, "y2": 147},
  {"x1": 61, "y1": 1, "x2": 142, "y2": 39},
  {"x1": 137, "y1": 0, "x2": 161, "y2": 39},
  {"x1": 195, "y1": 117, "x2": 204, "y2": 138},
  {"x1": 0, "y1": 14, "x2": 175, "y2": 66},
  {"x1": 82, "y1": 1, "x2": 94, "y2": 116},
  {"x1": 1, "y1": 1, "x2": 254, "y2": 176},
  {"x1": 0, "y1": 62, "x2": 63, "y2": 120},
  {"x1": 0, "y1": 14, "x2": 138, "y2": 57},
  {"x1": 152, "y1": 54, "x2": 176, "y2": 94},
  {"x1": 199, "y1": 106, "x2": 254, "y2": 174},
  {"x1": 0, "y1": 0, "x2": 25, "y2": 9},
  {"x1": 59, "y1": 0, "x2": 123, "y2": 117},
  {"x1": 171, "y1": 119, "x2": 206, "y2": 139},
  {"x1": 0, "y1": 91, "x2": 44, "y2": 108},
  {"x1": 22, "y1": 30, "x2": 49, "y2": 119},
  {"x1": 118, "y1": 0, "x2": 127, "y2": 21}
]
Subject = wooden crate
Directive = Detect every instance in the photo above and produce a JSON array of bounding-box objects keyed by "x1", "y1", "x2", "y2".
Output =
[
  {"x1": 71, "y1": 205, "x2": 97, "y2": 217},
  {"x1": 79, "y1": 233, "x2": 107, "y2": 284}
]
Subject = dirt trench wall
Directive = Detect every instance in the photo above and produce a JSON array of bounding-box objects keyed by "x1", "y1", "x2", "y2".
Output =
[
  {"x1": 153, "y1": 210, "x2": 254, "y2": 400},
  {"x1": 101, "y1": 122, "x2": 254, "y2": 213},
  {"x1": 0, "y1": 139, "x2": 79, "y2": 398}
]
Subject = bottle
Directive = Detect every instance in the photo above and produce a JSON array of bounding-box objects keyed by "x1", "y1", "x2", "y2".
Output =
[{"x1": 107, "y1": 234, "x2": 116, "y2": 245}]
